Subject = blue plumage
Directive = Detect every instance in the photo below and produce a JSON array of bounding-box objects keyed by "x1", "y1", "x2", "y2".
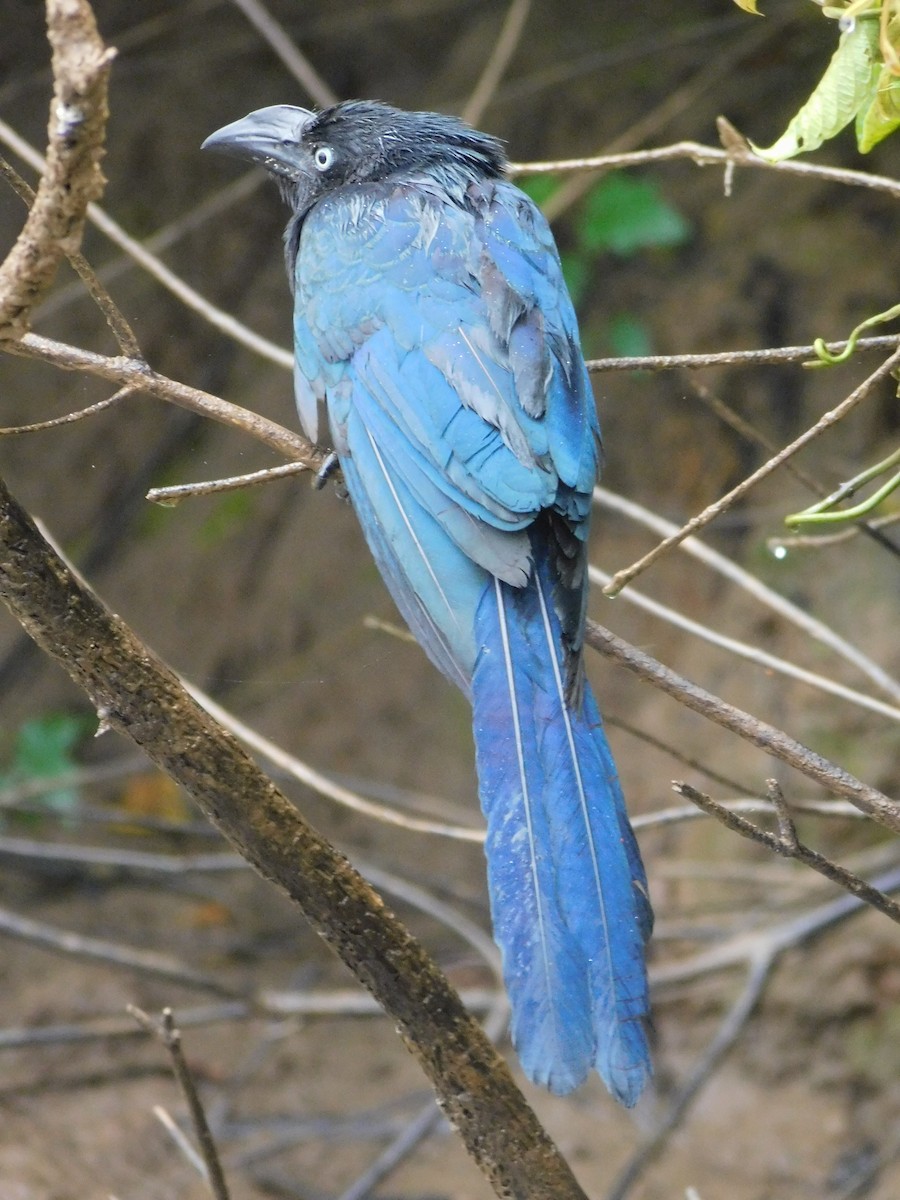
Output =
[{"x1": 203, "y1": 100, "x2": 653, "y2": 1102}]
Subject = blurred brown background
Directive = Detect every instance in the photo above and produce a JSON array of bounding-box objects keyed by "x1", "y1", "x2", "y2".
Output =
[{"x1": 1, "y1": 2, "x2": 899, "y2": 1198}]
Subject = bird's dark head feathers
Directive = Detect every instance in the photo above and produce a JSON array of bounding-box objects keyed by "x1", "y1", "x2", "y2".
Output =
[{"x1": 203, "y1": 99, "x2": 507, "y2": 219}]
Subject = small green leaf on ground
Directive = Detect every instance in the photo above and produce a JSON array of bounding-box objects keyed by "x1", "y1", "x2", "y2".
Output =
[{"x1": 3, "y1": 713, "x2": 93, "y2": 813}]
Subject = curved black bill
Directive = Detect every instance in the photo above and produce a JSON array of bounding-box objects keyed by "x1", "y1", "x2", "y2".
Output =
[{"x1": 201, "y1": 105, "x2": 314, "y2": 176}]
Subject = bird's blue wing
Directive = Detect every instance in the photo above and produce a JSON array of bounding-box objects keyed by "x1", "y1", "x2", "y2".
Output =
[
  {"x1": 293, "y1": 179, "x2": 600, "y2": 665},
  {"x1": 292, "y1": 175, "x2": 652, "y2": 1101}
]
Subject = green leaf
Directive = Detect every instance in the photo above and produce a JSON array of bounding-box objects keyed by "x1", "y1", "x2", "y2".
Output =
[
  {"x1": 857, "y1": 59, "x2": 900, "y2": 151},
  {"x1": 732, "y1": 0, "x2": 762, "y2": 13},
  {"x1": 559, "y1": 252, "x2": 590, "y2": 307},
  {"x1": 517, "y1": 173, "x2": 562, "y2": 208},
  {"x1": 5, "y1": 713, "x2": 93, "y2": 812},
  {"x1": 578, "y1": 175, "x2": 690, "y2": 257},
  {"x1": 606, "y1": 313, "x2": 654, "y2": 359},
  {"x1": 753, "y1": 17, "x2": 881, "y2": 161},
  {"x1": 197, "y1": 489, "x2": 256, "y2": 546}
]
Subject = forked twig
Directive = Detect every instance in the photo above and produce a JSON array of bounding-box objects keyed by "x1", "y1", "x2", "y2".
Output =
[
  {"x1": 129, "y1": 1006, "x2": 231, "y2": 1200},
  {"x1": 510, "y1": 135, "x2": 900, "y2": 200},
  {"x1": 9, "y1": 332, "x2": 319, "y2": 468},
  {"x1": 612, "y1": 864, "x2": 900, "y2": 1200},
  {"x1": 673, "y1": 780, "x2": 900, "y2": 924},
  {"x1": 0, "y1": 155, "x2": 140, "y2": 356}
]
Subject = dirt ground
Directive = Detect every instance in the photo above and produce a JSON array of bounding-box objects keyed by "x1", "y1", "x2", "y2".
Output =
[{"x1": 1, "y1": 1, "x2": 899, "y2": 1197}]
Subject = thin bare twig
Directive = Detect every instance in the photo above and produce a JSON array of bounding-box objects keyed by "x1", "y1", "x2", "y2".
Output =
[
  {"x1": 632, "y1": 798, "x2": 864, "y2": 833},
  {"x1": 228, "y1": 0, "x2": 338, "y2": 106},
  {"x1": 539, "y1": 13, "x2": 785, "y2": 224},
  {"x1": 153, "y1": 1106, "x2": 209, "y2": 1179},
  {"x1": 594, "y1": 486, "x2": 900, "y2": 705},
  {"x1": 185, "y1": 680, "x2": 485, "y2": 842},
  {"x1": 0, "y1": 1, "x2": 113, "y2": 340},
  {"x1": 0, "y1": 116, "x2": 292, "y2": 369},
  {"x1": 0, "y1": 903, "x2": 238, "y2": 995},
  {"x1": 37, "y1": 169, "x2": 268, "y2": 325},
  {"x1": 585, "y1": 335, "x2": 900, "y2": 373},
  {"x1": 0, "y1": 154, "x2": 140, "y2": 356},
  {"x1": 605, "y1": 713, "x2": 758, "y2": 797},
  {"x1": 336, "y1": 1103, "x2": 446, "y2": 1200},
  {"x1": 510, "y1": 135, "x2": 900, "y2": 201},
  {"x1": 0, "y1": 384, "x2": 135, "y2": 435},
  {"x1": 9, "y1": 332, "x2": 320, "y2": 468},
  {"x1": 688, "y1": 378, "x2": 828, "y2": 494},
  {"x1": 130, "y1": 1006, "x2": 231, "y2": 1200},
  {"x1": 146, "y1": 461, "x2": 307, "y2": 506},
  {"x1": 603, "y1": 347, "x2": 900, "y2": 596},
  {"x1": 462, "y1": 0, "x2": 531, "y2": 126},
  {"x1": 674, "y1": 780, "x2": 900, "y2": 924},
  {"x1": 585, "y1": 622, "x2": 900, "y2": 835}
]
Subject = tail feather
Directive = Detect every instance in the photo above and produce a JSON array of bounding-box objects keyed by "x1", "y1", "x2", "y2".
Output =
[
  {"x1": 473, "y1": 577, "x2": 594, "y2": 1094},
  {"x1": 472, "y1": 562, "x2": 652, "y2": 1103}
]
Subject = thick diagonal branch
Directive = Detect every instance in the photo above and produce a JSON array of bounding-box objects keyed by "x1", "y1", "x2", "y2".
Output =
[{"x1": 0, "y1": 472, "x2": 586, "y2": 1200}]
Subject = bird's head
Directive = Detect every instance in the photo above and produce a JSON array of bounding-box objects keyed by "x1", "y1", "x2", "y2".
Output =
[{"x1": 202, "y1": 99, "x2": 507, "y2": 218}]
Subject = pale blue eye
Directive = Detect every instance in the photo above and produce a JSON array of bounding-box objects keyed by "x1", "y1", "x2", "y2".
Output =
[{"x1": 314, "y1": 145, "x2": 335, "y2": 171}]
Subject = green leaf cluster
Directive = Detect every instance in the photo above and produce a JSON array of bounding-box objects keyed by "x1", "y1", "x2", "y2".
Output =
[
  {"x1": 1, "y1": 712, "x2": 94, "y2": 815},
  {"x1": 739, "y1": 1, "x2": 900, "y2": 158},
  {"x1": 520, "y1": 172, "x2": 690, "y2": 299},
  {"x1": 520, "y1": 172, "x2": 690, "y2": 355}
]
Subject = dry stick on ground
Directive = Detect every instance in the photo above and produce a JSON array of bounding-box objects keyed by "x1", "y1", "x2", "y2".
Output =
[
  {"x1": 585, "y1": 622, "x2": 900, "y2": 835},
  {"x1": 0, "y1": 475, "x2": 587, "y2": 1200},
  {"x1": 0, "y1": 902, "x2": 240, "y2": 996},
  {"x1": 129, "y1": 1006, "x2": 231, "y2": 1200},
  {"x1": 610, "y1": 861, "x2": 900, "y2": 1200}
]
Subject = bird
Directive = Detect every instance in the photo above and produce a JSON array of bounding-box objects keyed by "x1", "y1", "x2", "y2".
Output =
[{"x1": 203, "y1": 100, "x2": 653, "y2": 1104}]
